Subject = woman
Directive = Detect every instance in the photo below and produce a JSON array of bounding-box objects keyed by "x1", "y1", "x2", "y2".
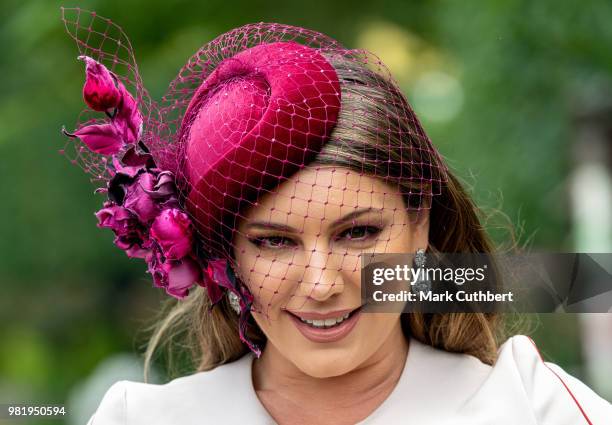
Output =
[{"x1": 60, "y1": 9, "x2": 610, "y2": 424}]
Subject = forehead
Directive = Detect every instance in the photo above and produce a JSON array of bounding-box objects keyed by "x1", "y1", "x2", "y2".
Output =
[{"x1": 240, "y1": 166, "x2": 405, "y2": 224}]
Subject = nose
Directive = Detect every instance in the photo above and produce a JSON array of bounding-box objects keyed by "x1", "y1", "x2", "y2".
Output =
[{"x1": 295, "y1": 245, "x2": 345, "y2": 302}]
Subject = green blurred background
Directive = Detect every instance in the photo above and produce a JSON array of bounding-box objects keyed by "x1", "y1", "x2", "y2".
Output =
[{"x1": 1, "y1": 0, "x2": 611, "y2": 423}]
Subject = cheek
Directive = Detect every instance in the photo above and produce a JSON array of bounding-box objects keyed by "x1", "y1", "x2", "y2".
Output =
[{"x1": 237, "y1": 256, "x2": 297, "y2": 319}]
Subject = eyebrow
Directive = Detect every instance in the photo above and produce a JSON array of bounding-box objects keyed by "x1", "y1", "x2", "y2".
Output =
[{"x1": 244, "y1": 207, "x2": 385, "y2": 233}]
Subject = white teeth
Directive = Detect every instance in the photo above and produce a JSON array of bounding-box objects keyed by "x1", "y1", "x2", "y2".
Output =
[{"x1": 299, "y1": 313, "x2": 351, "y2": 328}]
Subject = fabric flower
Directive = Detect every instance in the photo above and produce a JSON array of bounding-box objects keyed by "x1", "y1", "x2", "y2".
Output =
[
  {"x1": 65, "y1": 57, "x2": 143, "y2": 156},
  {"x1": 150, "y1": 209, "x2": 193, "y2": 260},
  {"x1": 120, "y1": 143, "x2": 156, "y2": 168},
  {"x1": 80, "y1": 54, "x2": 143, "y2": 144},
  {"x1": 146, "y1": 249, "x2": 202, "y2": 299},
  {"x1": 142, "y1": 171, "x2": 178, "y2": 203},
  {"x1": 106, "y1": 146, "x2": 179, "y2": 224},
  {"x1": 123, "y1": 171, "x2": 160, "y2": 223},
  {"x1": 108, "y1": 163, "x2": 161, "y2": 224},
  {"x1": 67, "y1": 53, "x2": 253, "y2": 343},
  {"x1": 163, "y1": 256, "x2": 202, "y2": 299},
  {"x1": 79, "y1": 55, "x2": 121, "y2": 112},
  {"x1": 66, "y1": 54, "x2": 206, "y2": 305},
  {"x1": 95, "y1": 202, "x2": 150, "y2": 258},
  {"x1": 109, "y1": 145, "x2": 155, "y2": 179}
]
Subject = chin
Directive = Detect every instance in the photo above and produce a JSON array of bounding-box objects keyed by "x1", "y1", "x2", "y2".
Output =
[{"x1": 289, "y1": 342, "x2": 364, "y2": 378}]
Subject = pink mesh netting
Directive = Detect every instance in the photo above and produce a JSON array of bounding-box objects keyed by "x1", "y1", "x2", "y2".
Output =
[{"x1": 61, "y1": 8, "x2": 449, "y2": 353}]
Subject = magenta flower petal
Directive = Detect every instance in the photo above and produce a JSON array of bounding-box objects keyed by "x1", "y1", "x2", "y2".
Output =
[
  {"x1": 143, "y1": 171, "x2": 177, "y2": 199},
  {"x1": 202, "y1": 259, "x2": 234, "y2": 305},
  {"x1": 95, "y1": 203, "x2": 132, "y2": 232},
  {"x1": 120, "y1": 145, "x2": 156, "y2": 168},
  {"x1": 79, "y1": 56, "x2": 121, "y2": 112},
  {"x1": 201, "y1": 271, "x2": 225, "y2": 305},
  {"x1": 207, "y1": 259, "x2": 234, "y2": 291},
  {"x1": 114, "y1": 236, "x2": 135, "y2": 251},
  {"x1": 113, "y1": 83, "x2": 143, "y2": 144},
  {"x1": 71, "y1": 123, "x2": 123, "y2": 155},
  {"x1": 146, "y1": 248, "x2": 167, "y2": 288},
  {"x1": 95, "y1": 202, "x2": 150, "y2": 257},
  {"x1": 163, "y1": 256, "x2": 202, "y2": 299},
  {"x1": 150, "y1": 208, "x2": 193, "y2": 260},
  {"x1": 123, "y1": 172, "x2": 159, "y2": 223},
  {"x1": 125, "y1": 245, "x2": 151, "y2": 259},
  {"x1": 112, "y1": 155, "x2": 143, "y2": 178}
]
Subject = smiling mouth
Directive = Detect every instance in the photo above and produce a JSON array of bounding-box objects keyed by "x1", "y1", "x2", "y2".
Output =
[{"x1": 288, "y1": 306, "x2": 362, "y2": 329}]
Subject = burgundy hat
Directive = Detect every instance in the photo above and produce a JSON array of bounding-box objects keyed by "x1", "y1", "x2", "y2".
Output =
[{"x1": 178, "y1": 41, "x2": 341, "y2": 255}]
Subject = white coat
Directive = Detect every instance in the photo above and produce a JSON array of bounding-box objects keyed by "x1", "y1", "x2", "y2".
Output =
[{"x1": 86, "y1": 335, "x2": 611, "y2": 424}]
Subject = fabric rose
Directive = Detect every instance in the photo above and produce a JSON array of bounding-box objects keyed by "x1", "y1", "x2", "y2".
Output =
[
  {"x1": 122, "y1": 171, "x2": 159, "y2": 223},
  {"x1": 162, "y1": 256, "x2": 202, "y2": 299},
  {"x1": 95, "y1": 202, "x2": 151, "y2": 259},
  {"x1": 146, "y1": 248, "x2": 202, "y2": 299},
  {"x1": 107, "y1": 146, "x2": 178, "y2": 224},
  {"x1": 65, "y1": 55, "x2": 208, "y2": 302},
  {"x1": 150, "y1": 208, "x2": 194, "y2": 260},
  {"x1": 63, "y1": 56, "x2": 143, "y2": 155},
  {"x1": 65, "y1": 55, "x2": 251, "y2": 310},
  {"x1": 93, "y1": 143, "x2": 203, "y2": 299},
  {"x1": 79, "y1": 55, "x2": 121, "y2": 112}
]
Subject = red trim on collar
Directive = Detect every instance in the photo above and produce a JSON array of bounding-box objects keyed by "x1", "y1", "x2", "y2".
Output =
[{"x1": 526, "y1": 336, "x2": 593, "y2": 425}]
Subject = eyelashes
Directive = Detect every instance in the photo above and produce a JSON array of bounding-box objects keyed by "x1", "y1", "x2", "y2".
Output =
[
  {"x1": 249, "y1": 235, "x2": 297, "y2": 249},
  {"x1": 247, "y1": 225, "x2": 383, "y2": 250},
  {"x1": 336, "y1": 225, "x2": 381, "y2": 242}
]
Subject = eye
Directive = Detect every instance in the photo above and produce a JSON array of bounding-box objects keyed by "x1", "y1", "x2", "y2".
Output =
[
  {"x1": 335, "y1": 225, "x2": 382, "y2": 242},
  {"x1": 248, "y1": 235, "x2": 297, "y2": 250}
]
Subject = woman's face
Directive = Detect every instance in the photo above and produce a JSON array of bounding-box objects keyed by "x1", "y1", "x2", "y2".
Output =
[{"x1": 233, "y1": 166, "x2": 429, "y2": 378}]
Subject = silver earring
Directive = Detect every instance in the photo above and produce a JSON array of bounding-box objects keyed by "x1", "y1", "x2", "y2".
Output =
[
  {"x1": 412, "y1": 248, "x2": 432, "y2": 294},
  {"x1": 228, "y1": 291, "x2": 241, "y2": 315}
]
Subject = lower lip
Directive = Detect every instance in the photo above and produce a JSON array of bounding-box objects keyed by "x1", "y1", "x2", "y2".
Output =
[{"x1": 289, "y1": 308, "x2": 361, "y2": 343}]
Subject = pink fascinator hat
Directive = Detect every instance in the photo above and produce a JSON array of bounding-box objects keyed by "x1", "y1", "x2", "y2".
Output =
[
  {"x1": 180, "y1": 41, "x2": 341, "y2": 255},
  {"x1": 60, "y1": 8, "x2": 447, "y2": 356}
]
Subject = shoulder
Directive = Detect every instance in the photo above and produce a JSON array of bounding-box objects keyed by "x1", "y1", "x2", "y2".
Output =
[
  {"x1": 87, "y1": 354, "x2": 266, "y2": 425},
  {"x1": 401, "y1": 336, "x2": 610, "y2": 425},
  {"x1": 461, "y1": 335, "x2": 611, "y2": 424},
  {"x1": 86, "y1": 380, "x2": 127, "y2": 425}
]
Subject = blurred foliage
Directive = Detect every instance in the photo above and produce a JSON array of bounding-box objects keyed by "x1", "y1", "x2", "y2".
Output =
[{"x1": 1, "y1": 0, "x2": 611, "y2": 422}]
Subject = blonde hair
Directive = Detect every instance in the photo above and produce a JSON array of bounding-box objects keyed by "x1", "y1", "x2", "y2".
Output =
[{"x1": 143, "y1": 54, "x2": 508, "y2": 381}]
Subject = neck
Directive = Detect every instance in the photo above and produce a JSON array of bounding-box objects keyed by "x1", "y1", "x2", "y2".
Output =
[{"x1": 252, "y1": 321, "x2": 409, "y2": 421}]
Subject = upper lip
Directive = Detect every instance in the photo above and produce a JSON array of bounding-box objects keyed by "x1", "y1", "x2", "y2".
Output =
[{"x1": 286, "y1": 306, "x2": 361, "y2": 320}]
